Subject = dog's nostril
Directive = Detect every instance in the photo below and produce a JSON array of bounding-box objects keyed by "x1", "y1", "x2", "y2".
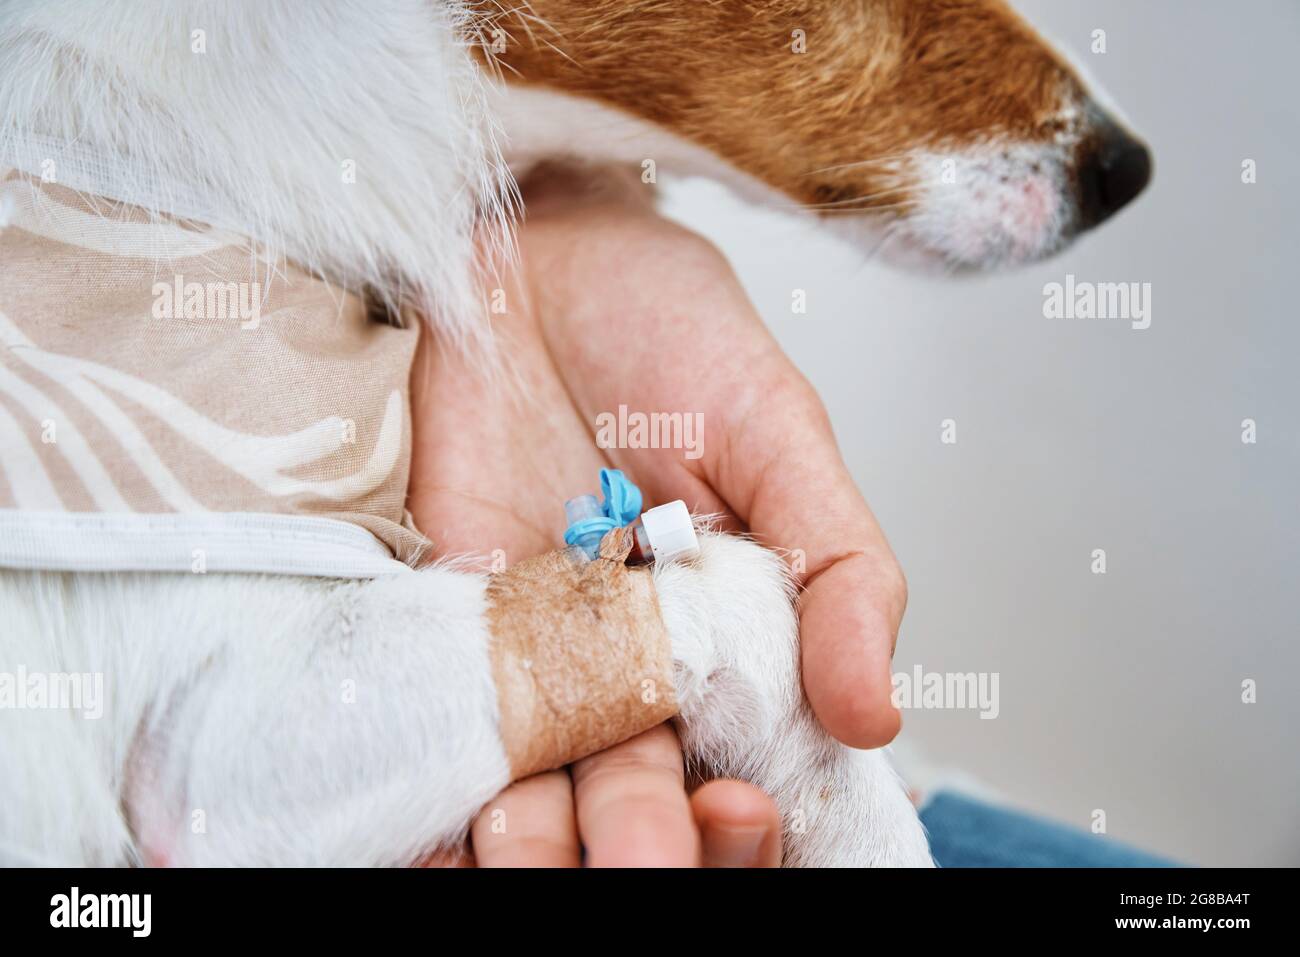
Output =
[{"x1": 1077, "y1": 123, "x2": 1152, "y2": 229}]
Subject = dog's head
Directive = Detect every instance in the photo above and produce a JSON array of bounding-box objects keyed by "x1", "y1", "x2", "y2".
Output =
[{"x1": 479, "y1": 0, "x2": 1151, "y2": 270}]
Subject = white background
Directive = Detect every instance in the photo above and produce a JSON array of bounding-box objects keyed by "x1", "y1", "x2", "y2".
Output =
[{"x1": 662, "y1": 0, "x2": 1299, "y2": 865}]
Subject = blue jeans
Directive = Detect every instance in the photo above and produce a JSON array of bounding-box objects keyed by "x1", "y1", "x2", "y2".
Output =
[{"x1": 919, "y1": 791, "x2": 1178, "y2": 867}]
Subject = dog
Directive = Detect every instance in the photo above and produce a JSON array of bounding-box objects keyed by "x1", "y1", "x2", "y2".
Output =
[{"x1": 0, "y1": 0, "x2": 1148, "y2": 867}]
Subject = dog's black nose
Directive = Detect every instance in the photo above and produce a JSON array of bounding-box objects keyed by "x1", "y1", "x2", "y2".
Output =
[{"x1": 1076, "y1": 120, "x2": 1151, "y2": 229}]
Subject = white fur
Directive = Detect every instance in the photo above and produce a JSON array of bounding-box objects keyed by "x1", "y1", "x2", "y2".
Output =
[
  {"x1": 0, "y1": 0, "x2": 514, "y2": 348},
  {"x1": 658, "y1": 535, "x2": 931, "y2": 867},
  {"x1": 893, "y1": 135, "x2": 1079, "y2": 270},
  {"x1": 0, "y1": 532, "x2": 931, "y2": 867}
]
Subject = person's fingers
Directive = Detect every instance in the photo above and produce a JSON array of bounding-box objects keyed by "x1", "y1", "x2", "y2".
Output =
[
  {"x1": 718, "y1": 369, "x2": 907, "y2": 750},
  {"x1": 470, "y1": 770, "x2": 581, "y2": 867},
  {"x1": 691, "y1": 779, "x2": 783, "y2": 867},
  {"x1": 571, "y1": 724, "x2": 698, "y2": 867}
]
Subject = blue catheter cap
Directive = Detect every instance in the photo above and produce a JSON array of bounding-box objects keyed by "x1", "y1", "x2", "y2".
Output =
[{"x1": 563, "y1": 468, "x2": 642, "y2": 550}]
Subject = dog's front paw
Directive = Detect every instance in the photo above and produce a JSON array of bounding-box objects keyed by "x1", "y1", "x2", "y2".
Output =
[
  {"x1": 654, "y1": 530, "x2": 932, "y2": 867},
  {"x1": 653, "y1": 531, "x2": 798, "y2": 759}
]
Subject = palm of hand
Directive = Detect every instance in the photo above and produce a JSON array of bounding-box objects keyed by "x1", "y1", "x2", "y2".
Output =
[
  {"x1": 410, "y1": 203, "x2": 776, "y2": 562},
  {"x1": 409, "y1": 189, "x2": 904, "y2": 749}
]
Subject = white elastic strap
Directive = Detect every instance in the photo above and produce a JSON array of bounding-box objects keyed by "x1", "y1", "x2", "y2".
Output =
[{"x1": 0, "y1": 510, "x2": 411, "y2": 579}]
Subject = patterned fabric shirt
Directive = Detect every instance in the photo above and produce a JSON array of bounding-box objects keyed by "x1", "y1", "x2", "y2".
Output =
[{"x1": 0, "y1": 168, "x2": 425, "y2": 577}]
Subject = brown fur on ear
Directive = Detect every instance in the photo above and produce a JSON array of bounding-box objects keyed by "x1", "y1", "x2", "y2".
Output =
[{"x1": 471, "y1": 0, "x2": 1087, "y2": 211}]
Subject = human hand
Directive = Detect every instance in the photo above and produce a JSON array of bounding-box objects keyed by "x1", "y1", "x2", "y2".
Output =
[{"x1": 407, "y1": 165, "x2": 907, "y2": 865}]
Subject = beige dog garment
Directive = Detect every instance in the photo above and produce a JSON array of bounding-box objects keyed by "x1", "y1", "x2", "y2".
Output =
[{"x1": 0, "y1": 168, "x2": 424, "y2": 576}]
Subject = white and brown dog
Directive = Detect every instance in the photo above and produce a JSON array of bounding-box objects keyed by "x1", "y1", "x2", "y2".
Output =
[{"x1": 0, "y1": 0, "x2": 1148, "y2": 867}]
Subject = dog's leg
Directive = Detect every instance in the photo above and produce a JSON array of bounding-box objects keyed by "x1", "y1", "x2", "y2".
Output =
[
  {"x1": 0, "y1": 571, "x2": 141, "y2": 866},
  {"x1": 124, "y1": 535, "x2": 930, "y2": 867},
  {"x1": 122, "y1": 566, "x2": 511, "y2": 867},
  {"x1": 656, "y1": 532, "x2": 934, "y2": 866},
  {"x1": 3, "y1": 533, "x2": 928, "y2": 867}
]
